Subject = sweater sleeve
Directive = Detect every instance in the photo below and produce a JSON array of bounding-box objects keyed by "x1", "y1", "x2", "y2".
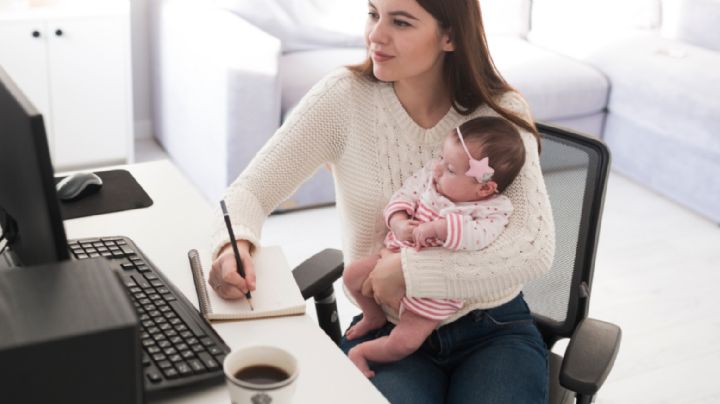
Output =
[
  {"x1": 401, "y1": 93, "x2": 556, "y2": 301},
  {"x1": 211, "y1": 69, "x2": 352, "y2": 258}
]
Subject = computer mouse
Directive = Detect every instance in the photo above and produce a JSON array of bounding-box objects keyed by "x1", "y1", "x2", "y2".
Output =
[{"x1": 56, "y1": 172, "x2": 103, "y2": 201}]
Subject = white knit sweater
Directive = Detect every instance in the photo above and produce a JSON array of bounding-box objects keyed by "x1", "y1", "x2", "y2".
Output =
[{"x1": 212, "y1": 68, "x2": 555, "y2": 325}]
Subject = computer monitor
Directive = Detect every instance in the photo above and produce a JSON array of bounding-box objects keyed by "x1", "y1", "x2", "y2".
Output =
[{"x1": 0, "y1": 66, "x2": 69, "y2": 267}]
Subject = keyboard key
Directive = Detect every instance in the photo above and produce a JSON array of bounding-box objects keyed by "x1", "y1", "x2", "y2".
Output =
[
  {"x1": 146, "y1": 369, "x2": 163, "y2": 384},
  {"x1": 163, "y1": 367, "x2": 179, "y2": 379},
  {"x1": 176, "y1": 363, "x2": 192, "y2": 375},
  {"x1": 181, "y1": 350, "x2": 194, "y2": 360},
  {"x1": 191, "y1": 344, "x2": 204, "y2": 353},
  {"x1": 157, "y1": 360, "x2": 172, "y2": 369},
  {"x1": 169, "y1": 354, "x2": 182, "y2": 363},
  {"x1": 209, "y1": 346, "x2": 224, "y2": 356},
  {"x1": 189, "y1": 359, "x2": 205, "y2": 373},
  {"x1": 152, "y1": 353, "x2": 167, "y2": 362},
  {"x1": 198, "y1": 352, "x2": 219, "y2": 370}
]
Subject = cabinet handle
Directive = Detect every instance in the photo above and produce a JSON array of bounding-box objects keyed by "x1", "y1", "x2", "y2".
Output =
[
  {"x1": 55, "y1": 29, "x2": 63, "y2": 37},
  {"x1": 32, "y1": 30, "x2": 41, "y2": 38}
]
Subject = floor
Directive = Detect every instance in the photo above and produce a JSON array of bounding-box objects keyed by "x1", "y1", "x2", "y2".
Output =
[{"x1": 136, "y1": 138, "x2": 720, "y2": 403}]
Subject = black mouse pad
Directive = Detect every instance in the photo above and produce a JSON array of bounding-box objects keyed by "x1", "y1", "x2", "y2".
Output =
[{"x1": 55, "y1": 169, "x2": 153, "y2": 220}]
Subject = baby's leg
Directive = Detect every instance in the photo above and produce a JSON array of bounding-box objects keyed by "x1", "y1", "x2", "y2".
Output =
[
  {"x1": 343, "y1": 255, "x2": 387, "y2": 340},
  {"x1": 348, "y1": 311, "x2": 439, "y2": 378}
]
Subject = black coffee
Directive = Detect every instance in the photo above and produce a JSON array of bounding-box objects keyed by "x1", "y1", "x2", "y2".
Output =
[{"x1": 234, "y1": 365, "x2": 290, "y2": 385}]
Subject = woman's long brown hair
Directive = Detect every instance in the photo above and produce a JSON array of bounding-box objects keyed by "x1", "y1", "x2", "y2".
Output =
[{"x1": 349, "y1": 0, "x2": 540, "y2": 148}]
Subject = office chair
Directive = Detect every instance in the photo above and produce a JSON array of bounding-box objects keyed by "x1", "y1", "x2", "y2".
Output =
[{"x1": 292, "y1": 123, "x2": 621, "y2": 404}]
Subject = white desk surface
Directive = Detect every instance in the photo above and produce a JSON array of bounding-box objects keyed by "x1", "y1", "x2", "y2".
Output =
[{"x1": 63, "y1": 160, "x2": 387, "y2": 404}]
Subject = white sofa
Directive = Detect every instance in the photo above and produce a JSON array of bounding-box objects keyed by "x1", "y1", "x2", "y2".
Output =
[
  {"x1": 152, "y1": 0, "x2": 719, "y2": 222},
  {"x1": 530, "y1": 0, "x2": 720, "y2": 223}
]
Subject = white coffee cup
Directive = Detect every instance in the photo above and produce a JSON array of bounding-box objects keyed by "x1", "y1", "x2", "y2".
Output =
[{"x1": 223, "y1": 346, "x2": 299, "y2": 404}]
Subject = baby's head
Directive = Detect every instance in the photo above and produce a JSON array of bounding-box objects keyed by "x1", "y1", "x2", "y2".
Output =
[{"x1": 434, "y1": 116, "x2": 525, "y2": 202}]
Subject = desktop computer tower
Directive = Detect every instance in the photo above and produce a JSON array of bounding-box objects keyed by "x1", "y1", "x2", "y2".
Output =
[{"x1": 0, "y1": 258, "x2": 143, "y2": 404}]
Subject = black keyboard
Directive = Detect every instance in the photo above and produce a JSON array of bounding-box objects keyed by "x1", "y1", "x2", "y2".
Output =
[{"x1": 68, "y1": 236, "x2": 230, "y2": 399}]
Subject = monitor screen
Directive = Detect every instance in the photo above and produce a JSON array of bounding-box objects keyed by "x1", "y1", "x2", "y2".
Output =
[{"x1": 0, "y1": 66, "x2": 69, "y2": 266}]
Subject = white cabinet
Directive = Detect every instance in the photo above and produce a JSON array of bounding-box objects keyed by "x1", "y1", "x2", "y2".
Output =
[{"x1": 0, "y1": 3, "x2": 133, "y2": 169}]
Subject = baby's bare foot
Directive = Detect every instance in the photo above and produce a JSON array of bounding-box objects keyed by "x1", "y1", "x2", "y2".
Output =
[
  {"x1": 348, "y1": 346, "x2": 376, "y2": 378},
  {"x1": 345, "y1": 315, "x2": 386, "y2": 340}
]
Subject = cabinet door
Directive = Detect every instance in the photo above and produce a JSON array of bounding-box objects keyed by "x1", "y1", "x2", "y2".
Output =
[
  {"x1": 47, "y1": 14, "x2": 131, "y2": 168},
  {"x1": 0, "y1": 20, "x2": 54, "y2": 154}
]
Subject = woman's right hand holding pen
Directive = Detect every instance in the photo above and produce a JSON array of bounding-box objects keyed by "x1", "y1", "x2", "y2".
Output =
[{"x1": 209, "y1": 240, "x2": 256, "y2": 300}]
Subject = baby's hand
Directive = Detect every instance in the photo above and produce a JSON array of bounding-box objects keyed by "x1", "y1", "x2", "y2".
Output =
[
  {"x1": 391, "y1": 218, "x2": 419, "y2": 242},
  {"x1": 413, "y1": 219, "x2": 447, "y2": 247}
]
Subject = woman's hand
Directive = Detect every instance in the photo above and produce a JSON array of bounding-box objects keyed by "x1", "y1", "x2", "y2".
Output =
[
  {"x1": 361, "y1": 249, "x2": 405, "y2": 311},
  {"x1": 209, "y1": 240, "x2": 256, "y2": 300}
]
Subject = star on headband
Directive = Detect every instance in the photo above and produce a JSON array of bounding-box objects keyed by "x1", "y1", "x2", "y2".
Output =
[{"x1": 456, "y1": 127, "x2": 494, "y2": 183}]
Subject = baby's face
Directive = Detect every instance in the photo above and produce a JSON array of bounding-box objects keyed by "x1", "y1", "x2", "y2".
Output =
[{"x1": 433, "y1": 135, "x2": 483, "y2": 203}]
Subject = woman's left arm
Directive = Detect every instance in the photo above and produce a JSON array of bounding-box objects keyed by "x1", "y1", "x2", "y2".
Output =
[
  {"x1": 366, "y1": 94, "x2": 555, "y2": 303},
  {"x1": 404, "y1": 94, "x2": 555, "y2": 300}
]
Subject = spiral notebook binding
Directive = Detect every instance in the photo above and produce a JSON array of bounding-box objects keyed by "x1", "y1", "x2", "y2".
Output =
[{"x1": 187, "y1": 249, "x2": 211, "y2": 317}]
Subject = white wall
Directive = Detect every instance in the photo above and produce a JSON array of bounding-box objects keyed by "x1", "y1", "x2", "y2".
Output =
[{"x1": 130, "y1": 0, "x2": 152, "y2": 139}]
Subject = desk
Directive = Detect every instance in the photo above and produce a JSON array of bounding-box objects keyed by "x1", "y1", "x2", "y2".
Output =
[{"x1": 64, "y1": 160, "x2": 387, "y2": 404}]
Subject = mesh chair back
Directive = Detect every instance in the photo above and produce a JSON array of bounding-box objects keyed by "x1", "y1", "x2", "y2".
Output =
[{"x1": 523, "y1": 123, "x2": 610, "y2": 344}]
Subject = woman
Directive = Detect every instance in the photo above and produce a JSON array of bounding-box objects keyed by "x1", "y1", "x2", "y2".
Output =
[{"x1": 209, "y1": 0, "x2": 554, "y2": 402}]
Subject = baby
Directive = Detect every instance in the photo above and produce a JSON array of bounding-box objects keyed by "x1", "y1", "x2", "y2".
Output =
[{"x1": 343, "y1": 116, "x2": 526, "y2": 377}]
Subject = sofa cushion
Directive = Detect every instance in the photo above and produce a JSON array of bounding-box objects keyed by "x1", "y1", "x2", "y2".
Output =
[
  {"x1": 489, "y1": 37, "x2": 609, "y2": 124},
  {"x1": 280, "y1": 38, "x2": 609, "y2": 131},
  {"x1": 480, "y1": 0, "x2": 531, "y2": 37},
  {"x1": 604, "y1": 113, "x2": 720, "y2": 223},
  {"x1": 662, "y1": 0, "x2": 720, "y2": 52},
  {"x1": 532, "y1": 0, "x2": 661, "y2": 32},
  {"x1": 221, "y1": 0, "x2": 533, "y2": 52},
  {"x1": 218, "y1": 0, "x2": 365, "y2": 52},
  {"x1": 581, "y1": 34, "x2": 720, "y2": 155},
  {"x1": 279, "y1": 48, "x2": 367, "y2": 119}
]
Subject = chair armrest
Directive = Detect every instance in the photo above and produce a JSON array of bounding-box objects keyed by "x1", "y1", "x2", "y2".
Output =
[
  {"x1": 152, "y1": 0, "x2": 282, "y2": 201},
  {"x1": 560, "y1": 318, "x2": 622, "y2": 396},
  {"x1": 292, "y1": 249, "x2": 344, "y2": 343},
  {"x1": 292, "y1": 249, "x2": 344, "y2": 300}
]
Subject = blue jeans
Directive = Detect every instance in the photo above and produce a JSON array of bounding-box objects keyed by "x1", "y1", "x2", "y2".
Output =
[{"x1": 340, "y1": 293, "x2": 548, "y2": 404}]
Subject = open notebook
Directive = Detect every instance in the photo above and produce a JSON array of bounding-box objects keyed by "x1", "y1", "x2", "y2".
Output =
[{"x1": 188, "y1": 246, "x2": 306, "y2": 321}]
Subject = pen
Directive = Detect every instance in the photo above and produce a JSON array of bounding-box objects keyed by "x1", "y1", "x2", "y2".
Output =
[{"x1": 220, "y1": 200, "x2": 254, "y2": 310}]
